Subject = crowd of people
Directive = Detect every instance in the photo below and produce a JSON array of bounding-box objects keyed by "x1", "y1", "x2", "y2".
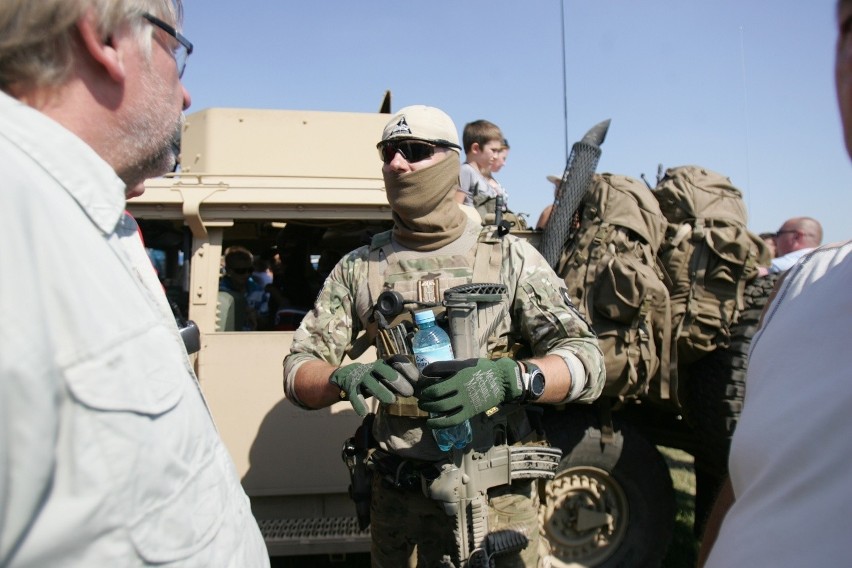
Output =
[
  {"x1": 215, "y1": 231, "x2": 347, "y2": 332},
  {"x1": 2, "y1": 0, "x2": 849, "y2": 567}
]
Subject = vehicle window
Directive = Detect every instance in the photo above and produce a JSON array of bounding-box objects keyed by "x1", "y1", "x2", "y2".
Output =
[{"x1": 138, "y1": 218, "x2": 392, "y2": 332}]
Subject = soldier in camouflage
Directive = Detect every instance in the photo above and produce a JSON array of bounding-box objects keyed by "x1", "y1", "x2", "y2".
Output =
[{"x1": 283, "y1": 105, "x2": 605, "y2": 567}]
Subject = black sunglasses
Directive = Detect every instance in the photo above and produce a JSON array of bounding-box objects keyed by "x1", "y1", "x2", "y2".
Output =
[
  {"x1": 378, "y1": 140, "x2": 443, "y2": 165},
  {"x1": 142, "y1": 13, "x2": 194, "y2": 78}
]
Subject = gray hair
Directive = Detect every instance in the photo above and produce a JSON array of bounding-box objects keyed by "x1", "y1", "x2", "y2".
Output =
[{"x1": 0, "y1": 0, "x2": 184, "y2": 92}]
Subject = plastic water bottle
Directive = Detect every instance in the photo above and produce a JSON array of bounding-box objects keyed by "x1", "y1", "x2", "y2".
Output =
[{"x1": 412, "y1": 310, "x2": 473, "y2": 451}]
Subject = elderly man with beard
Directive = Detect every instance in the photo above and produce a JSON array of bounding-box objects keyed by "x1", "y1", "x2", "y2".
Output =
[
  {"x1": 0, "y1": 1, "x2": 268, "y2": 566},
  {"x1": 284, "y1": 105, "x2": 604, "y2": 567}
]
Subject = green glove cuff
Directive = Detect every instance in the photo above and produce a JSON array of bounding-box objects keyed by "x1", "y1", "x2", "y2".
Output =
[
  {"x1": 331, "y1": 360, "x2": 414, "y2": 416},
  {"x1": 417, "y1": 357, "x2": 523, "y2": 428},
  {"x1": 492, "y1": 357, "x2": 525, "y2": 402}
]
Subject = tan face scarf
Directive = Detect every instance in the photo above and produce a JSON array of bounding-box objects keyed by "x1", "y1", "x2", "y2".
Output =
[{"x1": 384, "y1": 153, "x2": 468, "y2": 251}]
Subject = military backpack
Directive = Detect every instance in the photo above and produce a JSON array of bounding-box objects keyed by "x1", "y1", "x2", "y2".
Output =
[
  {"x1": 653, "y1": 165, "x2": 769, "y2": 365},
  {"x1": 557, "y1": 173, "x2": 673, "y2": 401}
]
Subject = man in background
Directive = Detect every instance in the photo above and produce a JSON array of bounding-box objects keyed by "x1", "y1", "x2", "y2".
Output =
[
  {"x1": 769, "y1": 216, "x2": 823, "y2": 273},
  {"x1": 0, "y1": 1, "x2": 268, "y2": 565}
]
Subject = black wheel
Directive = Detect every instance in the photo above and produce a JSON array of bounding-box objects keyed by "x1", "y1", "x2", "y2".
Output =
[
  {"x1": 539, "y1": 406, "x2": 675, "y2": 567},
  {"x1": 679, "y1": 273, "x2": 780, "y2": 533}
]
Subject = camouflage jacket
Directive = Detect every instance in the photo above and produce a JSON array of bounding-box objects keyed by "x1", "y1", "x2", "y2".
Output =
[{"x1": 284, "y1": 220, "x2": 605, "y2": 459}]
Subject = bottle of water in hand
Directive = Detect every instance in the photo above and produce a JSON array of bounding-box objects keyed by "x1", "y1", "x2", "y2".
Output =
[{"x1": 412, "y1": 310, "x2": 473, "y2": 452}]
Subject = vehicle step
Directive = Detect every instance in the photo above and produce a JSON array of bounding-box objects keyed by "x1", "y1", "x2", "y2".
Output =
[{"x1": 259, "y1": 516, "x2": 370, "y2": 552}]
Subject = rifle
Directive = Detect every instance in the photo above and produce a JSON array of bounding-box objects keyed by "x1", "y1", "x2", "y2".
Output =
[
  {"x1": 539, "y1": 119, "x2": 611, "y2": 268},
  {"x1": 344, "y1": 285, "x2": 564, "y2": 566},
  {"x1": 425, "y1": 443, "x2": 562, "y2": 567},
  {"x1": 431, "y1": 284, "x2": 562, "y2": 567}
]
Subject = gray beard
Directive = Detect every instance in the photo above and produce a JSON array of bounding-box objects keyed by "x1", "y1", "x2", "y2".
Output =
[{"x1": 118, "y1": 119, "x2": 182, "y2": 190}]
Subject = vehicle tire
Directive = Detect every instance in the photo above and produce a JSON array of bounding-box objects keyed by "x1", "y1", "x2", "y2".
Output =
[
  {"x1": 539, "y1": 405, "x2": 675, "y2": 568},
  {"x1": 679, "y1": 272, "x2": 780, "y2": 534}
]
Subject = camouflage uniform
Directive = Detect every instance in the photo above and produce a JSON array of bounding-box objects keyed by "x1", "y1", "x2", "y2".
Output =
[{"x1": 284, "y1": 219, "x2": 604, "y2": 566}]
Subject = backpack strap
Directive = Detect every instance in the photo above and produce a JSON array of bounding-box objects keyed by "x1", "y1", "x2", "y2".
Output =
[
  {"x1": 346, "y1": 231, "x2": 394, "y2": 360},
  {"x1": 473, "y1": 228, "x2": 511, "y2": 357},
  {"x1": 653, "y1": 295, "x2": 673, "y2": 400},
  {"x1": 472, "y1": 228, "x2": 503, "y2": 282},
  {"x1": 583, "y1": 223, "x2": 616, "y2": 304},
  {"x1": 675, "y1": 219, "x2": 710, "y2": 346}
]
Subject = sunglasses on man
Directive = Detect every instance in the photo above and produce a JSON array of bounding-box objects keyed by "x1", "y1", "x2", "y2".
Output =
[{"x1": 378, "y1": 140, "x2": 446, "y2": 165}]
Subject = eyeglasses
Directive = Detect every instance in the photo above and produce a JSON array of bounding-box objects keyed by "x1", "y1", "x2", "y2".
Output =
[
  {"x1": 229, "y1": 267, "x2": 253, "y2": 275},
  {"x1": 378, "y1": 140, "x2": 443, "y2": 165},
  {"x1": 774, "y1": 229, "x2": 798, "y2": 238},
  {"x1": 142, "y1": 13, "x2": 193, "y2": 78}
]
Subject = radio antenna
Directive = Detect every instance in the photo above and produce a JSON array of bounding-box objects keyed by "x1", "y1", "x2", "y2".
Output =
[
  {"x1": 560, "y1": 0, "x2": 569, "y2": 159},
  {"x1": 740, "y1": 25, "x2": 752, "y2": 212}
]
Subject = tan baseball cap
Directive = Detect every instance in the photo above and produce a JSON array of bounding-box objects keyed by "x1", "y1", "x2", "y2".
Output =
[
  {"x1": 547, "y1": 174, "x2": 562, "y2": 185},
  {"x1": 379, "y1": 105, "x2": 461, "y2": 151}
]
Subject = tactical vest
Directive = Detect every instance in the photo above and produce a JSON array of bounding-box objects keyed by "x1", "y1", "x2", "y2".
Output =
[
  {"x1": 349, "y1": 223, "x2": 537, "y2": 460},
  {"x1": 349, "y1": 222, "x2": 513, "y2": 365},
  {"x1": 348, "y1": 223, "x2": 537, "y2": 460}
]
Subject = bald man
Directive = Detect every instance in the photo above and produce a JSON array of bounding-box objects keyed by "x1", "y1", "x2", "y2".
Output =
[{"x1": 769, "y1": 216, "x2": 823, "y2": 273}]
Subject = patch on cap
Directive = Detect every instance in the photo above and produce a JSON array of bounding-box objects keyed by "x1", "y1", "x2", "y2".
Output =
[{"x1": 388, "y1": 117, "x2": 412, "y2": 138}]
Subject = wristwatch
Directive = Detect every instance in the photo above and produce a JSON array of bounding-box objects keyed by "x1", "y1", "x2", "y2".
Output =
[{"x1": 522, "y1": 361, "x2": 546, "y2": 402}]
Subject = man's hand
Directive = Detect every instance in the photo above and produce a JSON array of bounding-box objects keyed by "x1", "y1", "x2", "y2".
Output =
[
  {"x1": 416, "y1": 358, "x2": 523, "y2": 428},
  {"x1": 330, "y1": 355, "x2": 416, "y2": 416}
]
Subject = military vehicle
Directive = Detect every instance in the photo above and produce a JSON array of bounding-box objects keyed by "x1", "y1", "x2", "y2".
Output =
[
  {"x1": 130, "y1": 103, "x2": 771, "y2": 567},
  {"x1": 131, "y1": 105, "x2": 394, "y2": 559}
]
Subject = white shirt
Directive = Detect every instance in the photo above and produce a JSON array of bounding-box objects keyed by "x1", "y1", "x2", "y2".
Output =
[
  {"x1": 705, "y1": 241, "x2": 852, "y2": 567},
  {"x1": 0, "y1": 92, "x2": 269, "y2": 567}
]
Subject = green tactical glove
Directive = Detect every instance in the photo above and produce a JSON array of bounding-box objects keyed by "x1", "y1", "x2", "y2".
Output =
[
  {"x1": 330, "y1": 355, "x2": 417, "y2": 416},
  {"x1": 416, "y1": 358, "x2": 523, "y2": 429}
]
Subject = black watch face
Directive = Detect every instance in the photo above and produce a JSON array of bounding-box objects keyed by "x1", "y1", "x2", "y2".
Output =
[{"x1": 529, "y1": 370, "x2": 546, "y2": 399}]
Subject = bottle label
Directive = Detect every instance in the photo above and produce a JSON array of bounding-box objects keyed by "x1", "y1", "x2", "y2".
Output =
[{"x1": 414, "y1": 344, "x2": 454, "y2": 370}]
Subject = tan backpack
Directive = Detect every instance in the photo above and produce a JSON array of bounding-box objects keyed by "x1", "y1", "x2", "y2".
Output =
[
  {"x1": 558, "y1": 173, "x2": 673, "y2": 401},
  {"x1": 654, "y1": 166, "x2": 769, "y2": 365}
]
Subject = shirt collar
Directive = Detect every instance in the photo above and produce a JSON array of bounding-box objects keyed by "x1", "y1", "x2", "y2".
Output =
[{"x1": 0, "y1": 90, "x2": 126, "y2": 235}]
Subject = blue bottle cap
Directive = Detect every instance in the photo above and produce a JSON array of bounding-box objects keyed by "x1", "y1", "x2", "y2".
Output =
[{"x1": 414, "y1": 310, "x2": 435, "y2": 325}]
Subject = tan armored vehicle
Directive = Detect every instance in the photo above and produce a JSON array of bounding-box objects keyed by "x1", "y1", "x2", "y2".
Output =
[
  {"x1": 131, "y1": 106, "x2": 394, "y2": 558},
  {"x1": 131, "y1": 104, "x2": 770, "y2": 567}
]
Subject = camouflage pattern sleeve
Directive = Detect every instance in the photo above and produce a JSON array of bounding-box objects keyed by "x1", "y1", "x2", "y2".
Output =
[
  {"x1": 502, "y1": 236, "x2": 605, "y2": 403},
  {"x1": 283, "y1": 245, "x2": 370, "y2": 380}
]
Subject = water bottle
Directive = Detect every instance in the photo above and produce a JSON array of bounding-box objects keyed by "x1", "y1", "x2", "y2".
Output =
[{"x1": 412, "y1": 310, "x2": 473, "y2": 451}]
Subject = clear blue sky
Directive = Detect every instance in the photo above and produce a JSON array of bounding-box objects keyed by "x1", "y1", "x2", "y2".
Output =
[{"x1": 181, "y1": 0, "x2": 850, "y2": 245}]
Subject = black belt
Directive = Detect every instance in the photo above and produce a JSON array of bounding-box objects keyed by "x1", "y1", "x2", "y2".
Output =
[{"x1": 369, "y1": 449, "x2": 441, "y2": 491}]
